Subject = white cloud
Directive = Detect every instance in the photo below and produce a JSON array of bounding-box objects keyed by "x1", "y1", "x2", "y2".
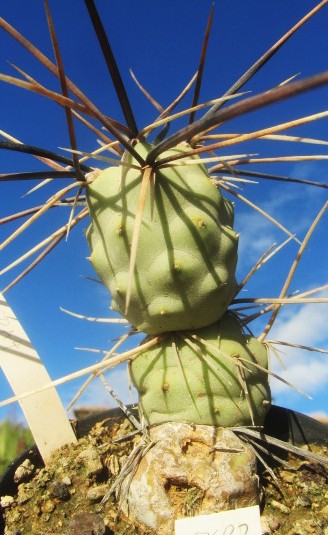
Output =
[
  {"x1": 270, "y1": 302, "x2": 328, "y2": 346},
  {"x1": 267, "y1": 303, "x2": 328, "y2": 398},
  {"x1": 271, "y1": 358, "x2": 328, "y2": 396}
]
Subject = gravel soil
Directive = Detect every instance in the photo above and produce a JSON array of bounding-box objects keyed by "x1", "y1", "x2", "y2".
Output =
[{"x1": 1, "y1": 412, "x2": 327, "y2": 535}]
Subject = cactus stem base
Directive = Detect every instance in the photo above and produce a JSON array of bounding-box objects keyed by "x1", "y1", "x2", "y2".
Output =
[{"x1": 118, "y1": 422, "x2": 260, "y2": 535}]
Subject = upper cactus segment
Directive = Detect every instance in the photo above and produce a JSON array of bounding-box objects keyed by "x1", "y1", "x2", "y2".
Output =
[{"x1": 86, "y1": 142, "x2": 238, "y2": 334}]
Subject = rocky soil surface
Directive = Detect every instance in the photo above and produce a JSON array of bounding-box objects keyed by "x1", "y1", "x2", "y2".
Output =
[{"x1": 1, "y1": 413, "x2": 327, "y2": 535}]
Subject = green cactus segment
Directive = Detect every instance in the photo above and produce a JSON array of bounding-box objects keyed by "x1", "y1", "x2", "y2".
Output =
[
  {"x1": 86, "y1": 142, "x2": 238, "y2": 334},
  {"x1": 130, "y1": 313, "x2": 271, "y2": 427}
]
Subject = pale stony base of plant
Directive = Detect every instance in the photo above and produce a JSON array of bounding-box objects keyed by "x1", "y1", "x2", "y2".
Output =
[
  {"x1": 1, "y1": 416, "x2": 327, "y2": 535},
  {"x1": 119, "y1": 422, "x2": 259, "y2": 534}
]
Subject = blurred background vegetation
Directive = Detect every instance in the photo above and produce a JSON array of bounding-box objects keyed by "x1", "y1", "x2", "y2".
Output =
[{"x1": 0, "y1": 420, "x2": 33, "y2": 474}]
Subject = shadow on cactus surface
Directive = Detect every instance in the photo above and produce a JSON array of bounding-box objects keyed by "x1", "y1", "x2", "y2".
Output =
[{"x1": 0, "y1": 0, "x2": 328, "y2": 532}]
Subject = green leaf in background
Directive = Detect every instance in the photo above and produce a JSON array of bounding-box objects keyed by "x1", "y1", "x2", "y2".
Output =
[{"x1": 0, "y1": 420, "x2": 33, "y2": 474}]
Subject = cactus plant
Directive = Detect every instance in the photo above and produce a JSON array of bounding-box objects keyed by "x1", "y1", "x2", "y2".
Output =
[
  {"x1": 0, "y1": 1, "x2": 328, "y2": 533},
  {"x1": 86, "y1": 141, "x2": 238, "y2": 334}
]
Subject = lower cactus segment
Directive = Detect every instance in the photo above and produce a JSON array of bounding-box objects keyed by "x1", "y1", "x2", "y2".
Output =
[
  {"x1": 130, "y1": 313, "x2": 271, "y2": 428},
  {"x1": 86, "y1": 141, "x2": 238, "y2": 334}
]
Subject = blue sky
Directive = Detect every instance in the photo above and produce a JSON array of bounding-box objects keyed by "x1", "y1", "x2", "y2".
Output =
[{"x1": 0, "y1": 1, "x2": 327, "y2": 423}]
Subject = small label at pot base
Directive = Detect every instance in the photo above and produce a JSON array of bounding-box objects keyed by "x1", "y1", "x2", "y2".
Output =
[{"x1": 174, "y1": 505, "x2": 262, "y2": 535}]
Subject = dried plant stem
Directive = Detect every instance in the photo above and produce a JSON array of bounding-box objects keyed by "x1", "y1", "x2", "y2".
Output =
[
  {"x1": 220, "y1": 168, "x2": 327, "y2": 189},
  {"x1": 0, "y1": 17, "x2": 133, "y2": 137},
  {"x1": 203, "y1": 0, "x2": 328, "y2": 118},
  {"x1": 44, "y1": 0, "x2": 83, "y2": 181},
  {"x1": 0, "y1": 73, "x2": 144, "y2": 164},
  {"x1": 188, "y1": 4, "x2": 215, "y2": 126},
  {"x1": 149, "y1": 71, "x2": 328, "y2": 164},
  {"x1": 0, "y1": 334, "x2": 166, "y2": 409},
  {"x1": 99, "y1": 374, "x2": 141, "y2": 430},
  {"x1": 221, "y1": 155, "x2": 328, "y2": 167},
  {"x1": 231, "y1": 427, "x2": 328, "y2": 466},
  {"x1": 67, "y1": 333, "x2": 132, "y2": 411},
  {"x1": 237, "y1": 355, "x2": 310, "y2": 398},
  {"x1": 140, "y1": 93, "x2": 247, "y2": 137},
  {"x1": 201, "y1": 132, "x2": 328, "y2": 147},
  {"x1": 266, "y1": 340, "x2": 328, "y2": 355},
  {"x1": 240, "y1": 284, "x2": 328, "y2": 326},
  {"x1": 60, "y1": 307, "x2": 129, "y2": 323},
  {"x1": 2, "y1": 234, "x2": 63, "y2": 294},
  {"x1": 234, "y1": 297, "x2": 328, "y2": 305},
  {"x1": 62, "y1": 148, "x2": 140, "y2": 169},
  {"x1": 0, "y1": 182, "x2": 83, "y2": 251},
  {"x1": 0, "y1": 129, "x2": 65, "y2": 171},
  {"x1": 0, "y1": 208, "x2": 88, "y2": 277},
  {"x1": 205, "y1": 110, "x2": 328, "y2": 158}
]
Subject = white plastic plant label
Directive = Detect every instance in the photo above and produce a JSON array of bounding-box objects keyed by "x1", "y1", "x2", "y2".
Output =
[
  {"x1": 175, "y1": 505, "x2": 262, "y2": 535},
  {"x1": 0, "y1": 293, "x2": 77, "y2": 462}
]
